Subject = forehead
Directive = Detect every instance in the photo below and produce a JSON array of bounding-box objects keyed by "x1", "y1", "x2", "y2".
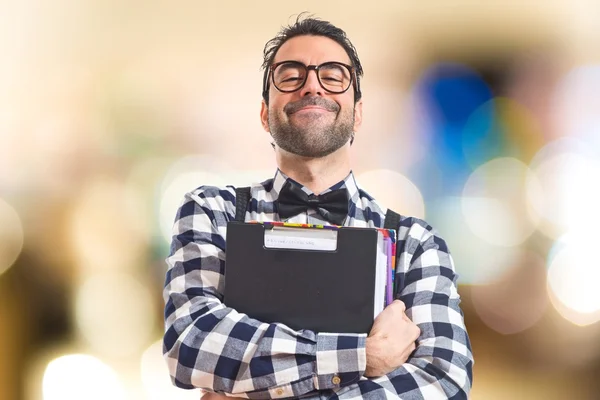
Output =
[{"x1": 273, "y1": 35, "x2": 351, "y2": 65}]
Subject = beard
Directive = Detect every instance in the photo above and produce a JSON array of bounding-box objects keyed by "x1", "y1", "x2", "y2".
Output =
[{"x1": 268, "y1": 96, "x2": 355, "y2": 158}]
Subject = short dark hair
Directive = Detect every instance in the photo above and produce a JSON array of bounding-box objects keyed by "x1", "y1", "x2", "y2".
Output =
[{"x1": 261, "y1": 14, "x2": 363, "y2": 104}]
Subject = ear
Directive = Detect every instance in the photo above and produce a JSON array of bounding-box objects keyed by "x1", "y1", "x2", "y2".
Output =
[
  {"x1": 260, "y1": 100, "x2": 270, "y2": 132},
  {"x1": 353, "y1": 100, "x2": 363, "y2": 132}
]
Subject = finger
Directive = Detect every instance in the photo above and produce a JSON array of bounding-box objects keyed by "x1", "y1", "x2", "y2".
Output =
[
  {"x1": 412, "y1": 325, "x2": 421, "y2": 341},
  {"x1": 392, "y1": 299, "x2": 406, "y2": 312},
  {"x1": 401, "y1": 342, "x2": 417, "y2": 363}
]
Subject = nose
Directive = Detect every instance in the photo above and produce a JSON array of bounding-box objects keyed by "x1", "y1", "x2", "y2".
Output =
[{"x1": 299, "y1": 69, "x2": 323, "y2": 97}]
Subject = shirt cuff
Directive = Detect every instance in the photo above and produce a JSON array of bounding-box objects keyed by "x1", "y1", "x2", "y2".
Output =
[{"x1": 314, "y1": 332, "x2": 367, "y2": 390}]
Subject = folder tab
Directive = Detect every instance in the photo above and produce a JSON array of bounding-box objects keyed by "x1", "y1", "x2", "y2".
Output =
[{"x1": 264, "y1": 226, "x2": 338, "y2": 251}]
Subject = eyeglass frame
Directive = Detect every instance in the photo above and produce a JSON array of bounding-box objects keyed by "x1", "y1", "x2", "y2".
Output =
[{"x1": 261, "y1": 60, "x2": 362, "y2": 102}]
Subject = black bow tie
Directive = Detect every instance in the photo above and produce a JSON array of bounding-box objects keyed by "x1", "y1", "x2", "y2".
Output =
[{"x1": 277, "y1": 180, "x2": 349, "y2": 226}]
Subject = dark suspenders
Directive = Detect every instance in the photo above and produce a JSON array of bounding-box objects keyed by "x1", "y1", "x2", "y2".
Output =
[
  {"x1": 234, "y1": 187, "x2": 251, "y2": 222},
  {"x1": 383, "y1": 208, "x2": 401, "y2": 232}
]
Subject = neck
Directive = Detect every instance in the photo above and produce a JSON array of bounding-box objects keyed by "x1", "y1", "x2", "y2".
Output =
[{"x1": 275, "y1": 145, "x2": 351, "y2": 194}]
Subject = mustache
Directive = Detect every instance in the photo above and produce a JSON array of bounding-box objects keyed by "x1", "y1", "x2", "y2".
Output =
[{"x1": 284, "y1": 97, "x2": 340, "y2": 114}]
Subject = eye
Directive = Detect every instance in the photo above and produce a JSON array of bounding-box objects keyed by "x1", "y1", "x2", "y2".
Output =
[
  {"x1": 274, "y1": 63, "x2": 306, "y2": 85},
  {"x1": 322, "y1": 76, "x2": 343, "y2": 82},
  {"x1": 319, "y1": 65, "x2": 347, "y2": 84},
  {"x1": 280, "y1": 75, "x2": 303, "y2": 83}
]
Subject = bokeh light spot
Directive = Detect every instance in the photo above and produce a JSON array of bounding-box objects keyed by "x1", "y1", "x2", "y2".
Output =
[
  {"x1": 547, "y1": 239, "x2": 600, "y2": 326},
  {"x1": 42, "y1": 354, "x2": 125, "y2": 400},
  {"x1": 463, "y1": 97, "x2": 544, "y2": 168},
  {"x1": 356, "y1": 169, "x2": 425, "y2": 219},
  {"x1": 462, "y1": 157, "x2": 539, "y2": 247},
  {"x1": 75, "y1": 273, "x2": 156, "y2": 357},
  {"x1": 427, "y1": 197, "x2": 521, "y2": 285},
  {"x1": 528, "y1": 138, "x2": 600, "y2": 240},
  {"x1": 553, "y1": 64, "x2": 600, "y2": 155}
]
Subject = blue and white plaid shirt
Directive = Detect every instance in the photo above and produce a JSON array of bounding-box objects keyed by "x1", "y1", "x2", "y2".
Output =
[{"x1": 163, "y1": 169, "x2": 473, "y2": 399}]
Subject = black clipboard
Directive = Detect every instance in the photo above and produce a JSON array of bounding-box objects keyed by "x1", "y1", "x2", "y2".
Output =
[{"x1": 223, "y1": 222, "x2": 382, "y2": 333}]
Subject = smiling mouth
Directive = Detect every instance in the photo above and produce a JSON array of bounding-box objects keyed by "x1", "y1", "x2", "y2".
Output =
[
  {"x1": 292, "y1": 106, "x2": 331, "y2": 114},
  {"x1": 284, "y1": 97, "x2": 339, "y2": 115}
]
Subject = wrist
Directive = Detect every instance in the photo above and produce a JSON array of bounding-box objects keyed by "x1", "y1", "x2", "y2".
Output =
[{"x1": 365, "y1": 336, "x2": 383, "y2": 377}]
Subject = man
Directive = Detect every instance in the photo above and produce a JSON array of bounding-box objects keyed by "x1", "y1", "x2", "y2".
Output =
[{"x1": 163, "y1": 15, "x2": 473, "y2": 399}]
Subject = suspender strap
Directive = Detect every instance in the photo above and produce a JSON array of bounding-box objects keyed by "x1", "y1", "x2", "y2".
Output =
[
  {"x1": 234, "y1": 187, "x2": 251, "y2": 222},
  {"x1": 383, "y1": 208, "x2": 401, "y2": 233}
]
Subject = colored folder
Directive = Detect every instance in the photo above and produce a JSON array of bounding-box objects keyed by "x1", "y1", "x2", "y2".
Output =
[{"x1": 223, "y1": 221, "x2": 396, "y2": 334}]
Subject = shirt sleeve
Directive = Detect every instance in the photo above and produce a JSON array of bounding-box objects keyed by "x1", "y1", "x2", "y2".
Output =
[
  {"x1": 162, "y1": 186, "x2": 367, "y2": 398},
  {"x1": 329, "y1": 217, "x2": 474, "y2": 399},
  {"x1": 373, "y1": 217, "x2": 475, "y2": 399}
]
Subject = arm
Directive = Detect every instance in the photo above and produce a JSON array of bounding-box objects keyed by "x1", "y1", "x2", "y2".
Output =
[
  {"x1": 334, "y1": 218, "x2": 473, "y2": 399},
  {"x1": 368, "y1": 218, "x2": 474, "y2": 398},
  {"x1": 163, "y1": 187, "x2": 368, "y2": 398}
]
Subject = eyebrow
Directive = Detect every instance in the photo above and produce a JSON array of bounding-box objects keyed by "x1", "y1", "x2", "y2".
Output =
[
  {"x1": 273, "y1": 56, "x2": 352, "y2": 64},
  {"x1": 274, "y1": 60, "x2": 353, "y2": 67}
]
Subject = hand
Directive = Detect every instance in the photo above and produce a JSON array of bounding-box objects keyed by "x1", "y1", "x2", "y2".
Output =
[{"x1": 365, "y1": 299, "x2": 421, "y2": 377}]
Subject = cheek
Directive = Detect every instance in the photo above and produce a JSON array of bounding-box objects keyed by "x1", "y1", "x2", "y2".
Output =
[
  {"x1": 335, "y1": 94, "x2": 354, "y2": 112},
  {"x1": 340, "y1": 102, "x2": 355, "y2": 117},
  {"x1": 269, "y1": 100, "x2": 288, "y2": 118},
  {"x1": 268, "y1": 91, "x2": 287, "y2": 111}
]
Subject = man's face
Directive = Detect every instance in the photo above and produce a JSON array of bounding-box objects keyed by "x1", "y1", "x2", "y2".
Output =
[{"x1": 260, "y1": 35, "x2": 363, "y2": 158}]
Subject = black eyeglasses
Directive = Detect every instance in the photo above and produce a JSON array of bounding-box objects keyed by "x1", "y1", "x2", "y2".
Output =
[{"x1": 263, "y1": 60, "x2": 358, "y2": 96}]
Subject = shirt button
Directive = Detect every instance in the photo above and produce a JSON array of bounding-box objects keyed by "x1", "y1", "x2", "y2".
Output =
[
  {"x1": 332, "y1": 375, "x2": 341, "y2": 385},
  {"x1": 276, "y1": 388, "x2": 284, "y2": 396}
]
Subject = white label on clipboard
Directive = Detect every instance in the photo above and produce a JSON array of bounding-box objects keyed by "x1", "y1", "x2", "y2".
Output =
[{"x1": 264, "y1": 226, "x2": 338, "y2": 251}]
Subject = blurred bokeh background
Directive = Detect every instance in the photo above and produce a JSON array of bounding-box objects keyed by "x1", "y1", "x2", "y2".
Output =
[{"x1": 1, "y1": 1, "x2": 599, "y2": 399}]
